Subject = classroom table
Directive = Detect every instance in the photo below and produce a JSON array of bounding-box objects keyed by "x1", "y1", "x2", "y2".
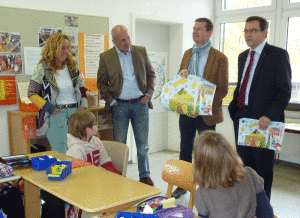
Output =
[
  {"x1": 285, "y1": 123, "x2": 300, "y2": 134},
  {"x1": 14, "y1": 151, "x2": 161, "y2": 218}
]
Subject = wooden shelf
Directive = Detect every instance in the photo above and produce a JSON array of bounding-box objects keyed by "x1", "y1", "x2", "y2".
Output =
[{"x1": 7, "y1": 108, "x2": 113, "y2": 155}]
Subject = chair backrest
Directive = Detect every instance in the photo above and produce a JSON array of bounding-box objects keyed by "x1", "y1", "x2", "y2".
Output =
[
  {"x1": 162, "y1": 159, "x2": 196, "y2": 210},
  {"x1": 102, "y1": 141, "x2": 129, "y2": 177}
]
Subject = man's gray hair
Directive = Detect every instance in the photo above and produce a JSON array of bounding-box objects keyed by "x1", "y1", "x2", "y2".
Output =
[{"x1": 111, "y1": 25, "x2": 128, "y2": 39}]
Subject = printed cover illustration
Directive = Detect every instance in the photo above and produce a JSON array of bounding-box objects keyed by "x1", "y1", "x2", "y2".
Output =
[
  {"x1": 161, "y1": 75, "x2": 216, "y2": 115},
  {"x1": 238, "y1": 118, "x2": 285, "y2": 151}
]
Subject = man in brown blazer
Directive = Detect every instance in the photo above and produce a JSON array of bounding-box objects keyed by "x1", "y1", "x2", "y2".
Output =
[
  {"x1": 172, "y1": 18, "x2": 229, "y2": 198},
  {"x1": 97, "y1": 25, "x2": 156, "y2": 186}
]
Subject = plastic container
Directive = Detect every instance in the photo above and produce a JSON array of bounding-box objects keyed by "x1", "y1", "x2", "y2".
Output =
[
  {"x1": 86, "y1": 92, "x2": 99, "y2": 108},
  {"x1": 31, "y1": 155, "x2": 57, "y2": 171},
  {"x1": 46, "y1": 161, "x2": 72, "y2": 180}
]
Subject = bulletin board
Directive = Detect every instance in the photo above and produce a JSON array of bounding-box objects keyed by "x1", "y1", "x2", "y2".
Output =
[{"x1": 0, "y1": 6, "x2": 109, "y2": 104}]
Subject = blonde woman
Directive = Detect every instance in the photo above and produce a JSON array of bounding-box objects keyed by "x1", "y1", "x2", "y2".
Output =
[
  {"x1": 28, "y1": 33, "x2": 87, "y2": 154},
  {"x1": 193, "y1": 131, "x2": 273, "y2": 218}
]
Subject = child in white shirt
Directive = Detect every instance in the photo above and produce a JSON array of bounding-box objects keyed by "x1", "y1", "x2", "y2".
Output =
[{"x1": 66, "y1": 110, "x2": 118, "y2": 174}]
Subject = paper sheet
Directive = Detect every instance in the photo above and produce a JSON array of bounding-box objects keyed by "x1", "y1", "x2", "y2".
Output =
[
  {"x1": 24, "y1": 47, "x2": 42, "y2": 75},
  {"x1": 17, "y1": 82, "x2": 32, "y2": 104}
]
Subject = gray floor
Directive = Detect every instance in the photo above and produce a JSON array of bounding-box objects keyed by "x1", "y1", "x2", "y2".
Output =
[{"x1": 126, "y1": 151, "x2": 300, "y2": 218}]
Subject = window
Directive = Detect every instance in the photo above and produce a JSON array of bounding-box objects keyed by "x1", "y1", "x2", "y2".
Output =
[
  {"x1": 216, "y1": 0, "x2": 300, "y2": 109},
  {"x1": 218, "y1": 20, "x2": 271, "y2": 83},
  {"x1": 286, "y1": 17, "x2": 300, "y2": 104},
  {"x1": 221, "y1": 0, "x2": 272, "y2": 10}
]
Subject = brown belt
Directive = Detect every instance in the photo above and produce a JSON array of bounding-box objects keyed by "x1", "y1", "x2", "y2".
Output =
[{"x1": 116, "y1": 97, "x2": 141, "y2": 104}]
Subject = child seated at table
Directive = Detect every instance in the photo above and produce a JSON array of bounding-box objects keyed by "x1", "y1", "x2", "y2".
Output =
[
  {"x1": 193, "y1": 130, "x2": 274, "y2": 218},
  {"x1": 66, "y1": 110, "x2": 119, "y2": 174}
]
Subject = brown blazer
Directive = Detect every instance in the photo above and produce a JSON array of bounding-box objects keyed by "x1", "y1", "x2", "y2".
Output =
[
  {"x1": 179, "y1": 47, "x2": 228, "y2": 126},
  {"x1": 97, "y1": 45, "x2": 156, "y2": 111}
]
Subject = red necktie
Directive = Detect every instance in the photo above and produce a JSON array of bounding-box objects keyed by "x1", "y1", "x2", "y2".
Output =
[{"x1": 237, "y1": 51, "x2": 255, "y2": 108}]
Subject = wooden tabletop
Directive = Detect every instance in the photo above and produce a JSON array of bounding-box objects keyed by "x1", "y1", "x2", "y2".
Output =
[{"x1": 15, "y1": 151, "x2": 161, "y2": 213}]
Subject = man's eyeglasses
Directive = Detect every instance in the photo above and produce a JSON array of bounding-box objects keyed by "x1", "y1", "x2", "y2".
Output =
[{"x1": 243, "y1": 29, "x2": 262, "y2": 34}]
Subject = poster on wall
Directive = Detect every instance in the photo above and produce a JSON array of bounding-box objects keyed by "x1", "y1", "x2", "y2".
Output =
[
  {"x1": 222, "y1": 84, "x2": 236, "y2": 105},
  {"x1": 64, "y1": 15, "x2": 79, "y2": 45},
  {"x1": 0, "y1": 76, "x2": 17, "y2": 105},
  {"x1": 0, "y1": 32, "x2": 22, "y2": 53},
  {"x1": 148, "y1": 52, "x2": 167, "y2": 113},
  {"x1": 0, "y1": 54, "x2": 22, "y2": 75},
  {"x1": 38, "y1": 28, "x2": 62, "y2": 47},
  {"x1": 79, "y1": 33, "x2": 109, "y2": 91}
]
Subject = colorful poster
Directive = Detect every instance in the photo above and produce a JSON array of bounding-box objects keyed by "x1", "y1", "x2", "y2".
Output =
[
  {"x1": 0, "y1": 54, "x2": 22, "y2": 75},
  {"x1": 148, "y1": 52, "x2": 167, "y2": 113},
  {"x1": 21, "y1": 116, "x2": 37, "y2": 139},
  {"x1": 238, "y1": 118, "x2": 285, "y2": 151},
  {"x1": 38, "y1": 28, "x2": 62, "y2": 47},
  {"x1": 161, "y1": 75, "x2": 216, "y2": 116},
  {"x1": 0, "y1": 76, "x2": 17, "y2": 105},
  {"x1": 0, "y1": 32, "x2": 22, "y2": 53}
]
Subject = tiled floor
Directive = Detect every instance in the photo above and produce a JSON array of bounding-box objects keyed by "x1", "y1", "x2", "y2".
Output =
[{"x1": 126, "y1": 151, "x2": 300, "y2": 218}]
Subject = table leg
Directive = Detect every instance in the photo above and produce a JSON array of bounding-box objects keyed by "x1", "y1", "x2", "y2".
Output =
[{"x1": 23, "y1": 180, "x2": 41, "y2": 218}]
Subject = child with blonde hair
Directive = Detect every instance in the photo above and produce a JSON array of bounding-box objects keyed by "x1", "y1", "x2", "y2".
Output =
[
  {"x1": 67, "y1": 110, "x2": 118, "y2": 174},
  {"x1": 193, "y1": 130, "x2": 273, "y2": 218}
]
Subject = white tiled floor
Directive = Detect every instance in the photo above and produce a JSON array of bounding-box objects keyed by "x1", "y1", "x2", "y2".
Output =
[{"x1": 126, "y1": 151, "x2": 300, "y2": 218}]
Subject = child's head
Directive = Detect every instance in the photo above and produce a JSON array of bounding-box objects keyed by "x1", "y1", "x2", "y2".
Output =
[
  {"x1": 193, "y1": 130, "x2": 245, "y2": 189},
  {"x1": 68, "y1": 110, "x2": 97, "y2": 140}
]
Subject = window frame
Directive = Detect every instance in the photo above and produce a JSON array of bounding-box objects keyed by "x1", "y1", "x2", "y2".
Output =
[
  {"x1": 215, "y1": 0, "x2": 277, "y2": 16},
  {"x1": 282, "y1": 0, "x2": 300, "y2": 9},
  {"x1": 214, "y1": 13, "x2": 276, "y2": 83}
]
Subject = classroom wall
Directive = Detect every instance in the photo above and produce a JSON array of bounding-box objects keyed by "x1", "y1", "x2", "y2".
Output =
[{"x1": 0, "y1": 0, "x2": 215, "y2": 156}]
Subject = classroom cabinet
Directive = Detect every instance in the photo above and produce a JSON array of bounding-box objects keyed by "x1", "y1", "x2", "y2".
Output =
[{"x1": 7, "y1": 107, "x2": 113, "y2": 155}]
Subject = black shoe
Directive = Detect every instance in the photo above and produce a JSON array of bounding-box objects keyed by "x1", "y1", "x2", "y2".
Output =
[{"x1": 171, "y1": 187, "x2": 187, "y2": 199}]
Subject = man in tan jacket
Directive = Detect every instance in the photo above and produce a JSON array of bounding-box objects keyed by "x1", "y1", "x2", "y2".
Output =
[
  {"x1": 97, "y1": 25, "x2": 155, "y2": 186},
  {"x1": 172, "y1": 18, "x2": 229, "y2": 198}
]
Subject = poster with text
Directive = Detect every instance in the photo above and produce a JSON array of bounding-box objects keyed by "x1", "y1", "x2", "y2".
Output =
[
  {"x1": 79, "y1": 33, "x2": 108, "y2": 92},
  {"x1": 0, "y1": 76, "x2": 17, "y2": 105}
]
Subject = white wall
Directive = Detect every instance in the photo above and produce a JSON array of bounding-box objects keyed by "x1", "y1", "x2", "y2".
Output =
[{"x1": 0, "y1": 0, "x2": 215, "y2": 156}]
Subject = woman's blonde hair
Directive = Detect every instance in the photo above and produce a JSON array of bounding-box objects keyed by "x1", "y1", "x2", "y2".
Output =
[
  {"x1": 193, "y1": 130, "x2": 245, "y2": 189},
  {"x1": 39, "y1": 33, "x2": 76, "y2": 73},
  {"x1": 68, "y1": 111, "x2": 96, "y2": 139}
]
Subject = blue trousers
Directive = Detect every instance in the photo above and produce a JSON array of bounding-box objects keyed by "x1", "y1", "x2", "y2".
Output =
[
  {"x1": 112, "y1": 102, "x2": 150, "y2": 178},
  {"x1": 46, "y1": 107, "x2": 77, "y2": 154},
  {"x1": 179, "y1": 114, "x2": 216, "y2": 163}
]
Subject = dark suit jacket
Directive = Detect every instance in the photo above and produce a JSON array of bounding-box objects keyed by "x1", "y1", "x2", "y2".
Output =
[
  {"x1": 228, "y1": 43, "x2": 292, "y2": 122},
  {"x1": 179, "y1": 47, "x2": 229, "y2": 126},
  {"x1": 97, "y1": 45, "x2": 155, "y2": 111}
]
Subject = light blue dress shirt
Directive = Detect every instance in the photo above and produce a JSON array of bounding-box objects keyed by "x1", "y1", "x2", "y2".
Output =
[
  {"x1": 197, "y1": 52, "x2": 209, "y2": 78},
  {"x1": 110, "y1": 46, "x2": 143, "y2": 105},
  {"x1": 240, "y1": 41, "x2": 266, "y2": 105}
]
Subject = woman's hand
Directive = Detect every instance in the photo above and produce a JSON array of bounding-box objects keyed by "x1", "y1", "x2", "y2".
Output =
[{"x1": 51, "y1": 108, "x2": 63, "y2": 116}]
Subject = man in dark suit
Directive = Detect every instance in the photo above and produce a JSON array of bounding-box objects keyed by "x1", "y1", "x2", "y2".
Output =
[
  {"x1": 97, "y1": 25, "x2": 155, "y2": 186},
  {"x1": 228, "y1": 16, "x2": 292, "y2": 200},
  {"x1": 172, "y1": 18, "x2": 229, "y2": 199}
]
